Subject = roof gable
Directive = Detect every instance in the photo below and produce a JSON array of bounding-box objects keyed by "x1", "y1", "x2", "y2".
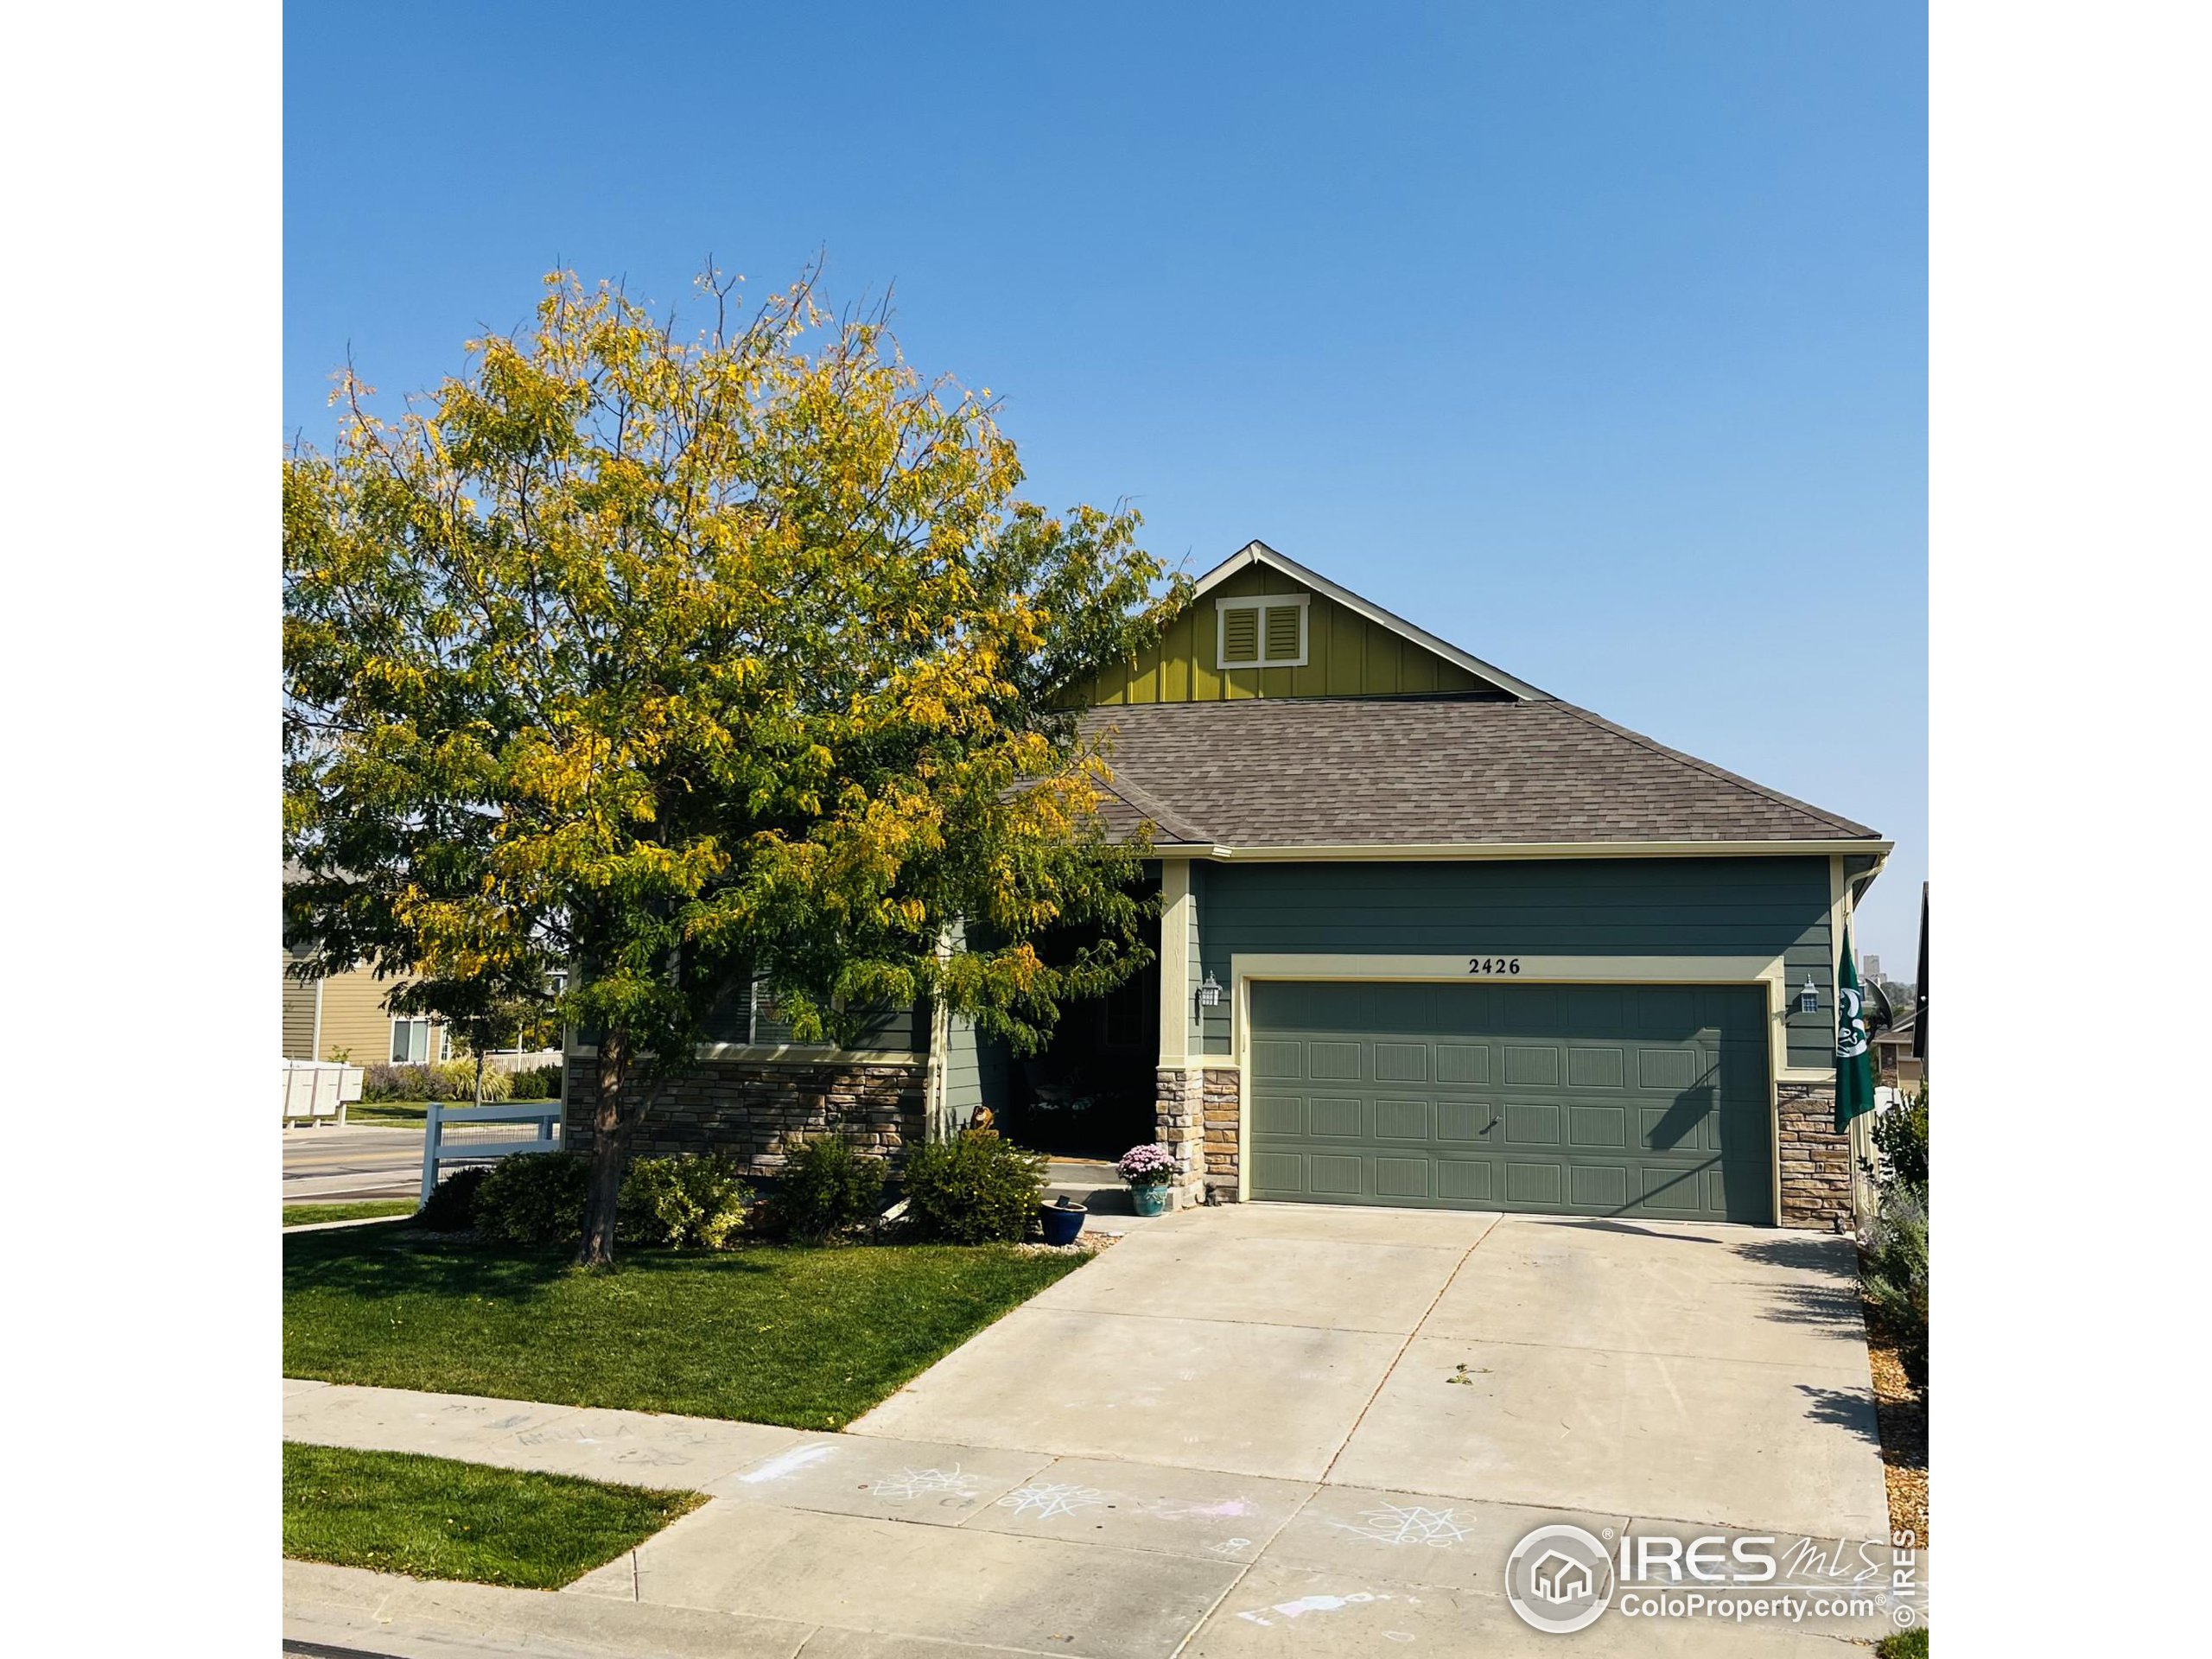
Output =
[{"x1": 1081, "y1": 541, "x2": 1547, "y2": 707}]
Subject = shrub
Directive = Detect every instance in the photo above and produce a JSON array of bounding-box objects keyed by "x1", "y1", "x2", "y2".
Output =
[
  {"x1": 473, "y1": 1151, "x2": 592, "y2": 1246},
  {"x1": 778, "y1": 1133, "x2": 887, "y2": 1240},
  {"x1": 434, "y1": 1059, "x2": 513, "y2": 1103},
  {"x1": 620, "y1": 1152, "x2": 750, "y2": 1249},
  {"x1": 416, "y1": 1164, "x2": 489, "y2": 1230},
  {"x1": 900, "y1": 1129, "x2": 1049, "y2": 1244},
  {"x1": 1868, "y1": 1085, "x2": 1929, "y2": 1190},
  {"x1": 1864, "y1": 1181, "x2": 1929, "y2": 1391},
  {"x1": 359, "y1": 1063, "x2": 421, "y2": 1102},
  {"x1": 507, "y1": 1063, "x2": 563, "y2": 1101}
]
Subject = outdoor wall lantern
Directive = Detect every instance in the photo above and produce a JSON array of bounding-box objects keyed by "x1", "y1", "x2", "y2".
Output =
[
  {"x1": 1799, "y1": 975, "x2": 1820, "y2": 1014},
  {"x1": 1197, "y1": 972, "x2": 1224, "y2": 1011}
]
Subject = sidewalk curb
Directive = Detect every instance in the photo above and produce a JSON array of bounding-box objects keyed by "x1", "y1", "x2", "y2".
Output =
[{"x1": 283, "y1": 1213, "x2": 416, "y2": 1236}]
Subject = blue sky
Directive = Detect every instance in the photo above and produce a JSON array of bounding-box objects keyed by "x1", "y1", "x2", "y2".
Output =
[{"x1": 285, "y1": 1, "x2": 1927, "y2": 965}]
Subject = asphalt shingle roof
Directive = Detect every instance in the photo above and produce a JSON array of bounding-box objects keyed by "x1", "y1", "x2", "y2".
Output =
[{"x1": 1079, "y1": 697, "x2": 1878, "y2": 849}]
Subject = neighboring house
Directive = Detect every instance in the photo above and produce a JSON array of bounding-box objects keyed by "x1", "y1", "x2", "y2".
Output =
[
  {"x1": 283, "y1": 864, "x2": 568, "y2": 1069},
  {"x1": 567, "y1": 542, "x2": 1888, "y2": 1232},
  {"x1": 281, "y1": 944, "x2": 453, "y2": 1065},
  {"x1": 1872, "y1": 1010, "x2": 1923, "y2": 1091}
]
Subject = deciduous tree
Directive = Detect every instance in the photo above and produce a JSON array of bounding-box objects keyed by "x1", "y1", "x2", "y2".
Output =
[{"x1": 285, "y1": 268, "x2": 1184, "y2": 1263}]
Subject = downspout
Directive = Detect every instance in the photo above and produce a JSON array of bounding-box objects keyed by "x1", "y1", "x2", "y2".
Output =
[{"x1": 922, "y1": 925, "x2": 956, "y2": 1143}]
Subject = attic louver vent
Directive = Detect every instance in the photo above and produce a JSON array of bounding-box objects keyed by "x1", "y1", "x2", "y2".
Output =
[
  {"x1": 1223, "y1": 606, "x2": 1259, "y2": 663},
  {"x1": 1217, "y1": 595, "x2": 1307, "y2": 670}
]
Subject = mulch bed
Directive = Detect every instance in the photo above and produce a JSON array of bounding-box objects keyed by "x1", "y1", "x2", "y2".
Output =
[{"x1": 1860, "y1": 1285, "x2": 1929, "y2": 1547}]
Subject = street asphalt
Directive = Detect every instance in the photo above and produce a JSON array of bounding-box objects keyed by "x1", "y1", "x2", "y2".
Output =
[{"x1": 282, "y1": 1121, "x2": 536, "y2": 1206}]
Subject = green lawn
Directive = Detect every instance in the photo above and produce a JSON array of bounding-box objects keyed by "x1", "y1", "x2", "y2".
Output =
[
  {"x1": 1877, "y1": 1628, "x2": 1929, "y2": 1657},
  {"x1": 344, "y1": 1098, "x2": 556, "y2": 1128},
  {"x1": 284, "y1": 1228, "x2": 1083, "y2": 1428},
  {"x1": 283, "y1": 1442, "x2": 699, "y2": 1587},
  {"x1": 284, "y1": 1200, "x2": 419, "y2": 1228}
]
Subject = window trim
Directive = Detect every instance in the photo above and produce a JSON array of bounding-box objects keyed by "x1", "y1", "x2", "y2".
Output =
[{"x1": 1215, "y1": 593, "x2": 1309, "y2": 670}]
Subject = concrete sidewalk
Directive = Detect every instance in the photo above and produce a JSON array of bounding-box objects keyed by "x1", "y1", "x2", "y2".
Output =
[{"x1": 284, "y1": 1380, "x2": 1920, "y2": 1656}]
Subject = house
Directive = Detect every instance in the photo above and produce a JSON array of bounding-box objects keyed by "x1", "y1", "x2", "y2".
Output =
[
  {"x1": 281, "y1": 945, "x2": 454, "y2": 1066},
  {"x1": 1873, "y1": 1010, "x2": 1923, "y2": 1091},
  {"x1": 565, "y1": 542, "x2": 1887, "y2": 1232},
  {"x1": 282, "y1": 863, "x2": 563, "y2": 1069}
]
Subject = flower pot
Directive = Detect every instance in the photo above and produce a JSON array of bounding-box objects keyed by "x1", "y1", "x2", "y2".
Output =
[
  {"x1": 1129, "y1": 1181, "x2": 1170, "y2": 1217},
  {"x1": 1039, "y1": 1200, "x2": 1087, "y2": 1246}
]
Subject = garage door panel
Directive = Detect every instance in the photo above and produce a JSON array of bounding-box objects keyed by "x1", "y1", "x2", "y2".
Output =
[
  {"x1": 1252, "y1": 1094, "x2": 1304, "y2": 1136},
  {"x1": 1436, "y1": 1044, "x2": 1491, "y2": 1084},
  {"x1": 1637, "y1": 1162, "x2": 1714, "y2": 1214},
  {"x1": 1374, "y1": 1158, "x2": 1430, "y2": 1199},
  {"x1": 1374, "y1": 1042, "x2": 1430, "y2": 1082},
  {"x1": 1567, "y1": 1046, "x2": 1625, "y2": 1088},
  {"x1": 1637, "y1": 1048, "x2": 1698, "y2": 1090},
  {"x1": 1634, "y1": 987, "x2": 1698, "y2": 1033},
  {"x1": 1503, "y1": 1102, "x2": 1560, "y2": 1145},
  {"x1": 1566, "y1": 987, "x2": 1626, "y2": 1031},
  {"x1": 1436, "y1": 1098, "x2": 1492, "y2": 1142},
  {"x1": 1306, "y1": 1041, "x2": 1363, "y2": 1082},
  {"x1": 1308, "y1": 1154, "x2": 1365, "y2": 1196},
  {"x1": 1436, "y1": 1157, "x2": 1492, "y2": 1201},
  {"x1": 1567, "y1": 1103, "x2": 1628, "y2": 1147},
  {"x1": 1503, "y1": 1161, "x2": 1565, "y2": 1206},
  {"x1": 1503, "y1": 1046, "x2": 1560, "y2": 1086},
  {"x1": 1643, "y1": 1090, "x2": 1716, "y2": 1152},
  {"x1": 1570, "y1": 1163, "x2": 1630, "y2": 1209},
  {"x1": 1306, "y1": 1096, "x2": 1362, "y2": 1137},
  {"x1": 1246, "y1": 980, "x2": 1771, "y2": 1224}
]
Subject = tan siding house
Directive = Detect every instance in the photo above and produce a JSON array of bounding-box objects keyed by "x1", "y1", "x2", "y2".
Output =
[{"x1": 280, "y1": 956, "x2": 450, "y2": 1065}]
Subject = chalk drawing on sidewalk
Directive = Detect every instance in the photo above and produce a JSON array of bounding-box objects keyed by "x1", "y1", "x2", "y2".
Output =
[
  {"x1": 1335, "y1": 1503, "x2": 1471, "y2": 1548},
  {"x1": 872, "y1": 1465, "x2": 982, "y2": 1502},
  {"x1": 1236, "y1": 1592, "x2": 1391, "y2": 1627},
  {"x1": 996, "y1": 1481, "x2": 1111, "y2": 1520},
  {"x1": 736, "y1": 1443, "x2": 837, "y2": 1484}
]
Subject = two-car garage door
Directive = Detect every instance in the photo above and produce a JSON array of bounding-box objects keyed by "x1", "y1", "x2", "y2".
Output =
[{"x1": 1246, "y1": 980, "x2": 1773, "y2": 1224}]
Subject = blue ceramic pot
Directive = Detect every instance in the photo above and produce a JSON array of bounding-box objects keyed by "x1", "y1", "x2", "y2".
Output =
[
  {"x1": 1129, "y1": 1182, "x2": 1170, "y2": 1217},
  {"x1": 1039, "y1": 1201, "x2": 1087, "y2": 1246}
]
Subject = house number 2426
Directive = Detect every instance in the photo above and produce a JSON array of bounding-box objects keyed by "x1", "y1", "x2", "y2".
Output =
[{"x1": 1467, "y1": 957, "x2": 1523, "y2": 975}]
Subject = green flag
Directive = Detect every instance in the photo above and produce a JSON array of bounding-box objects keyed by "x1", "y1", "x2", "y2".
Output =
[{"x1": 1834, "y1": 925, "x2": 1876, "y2": 1132}]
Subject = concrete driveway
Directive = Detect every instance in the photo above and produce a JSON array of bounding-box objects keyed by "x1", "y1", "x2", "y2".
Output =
[
  {"x1": 855, "y1": 1200, "x2": 1889, "y2": 1541},
  {"x1": 287, "y1": 1205, "x2": 1908, "y2": 1658}
]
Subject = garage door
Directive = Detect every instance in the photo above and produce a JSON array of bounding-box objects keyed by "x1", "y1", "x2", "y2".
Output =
[{"x1": 1246, "y1": 981, "x2": 1772, "y2": 1224}]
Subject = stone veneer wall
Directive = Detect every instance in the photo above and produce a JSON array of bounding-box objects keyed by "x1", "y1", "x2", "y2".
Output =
[
  {"x1": 1199, "y1": 1070, "x2": 1242, "y2": 1203},
  {"x1": 1777, "y1": 1081, "x2": 1854, "y2": 1232},
  {"x1": 564, "y1": 1054, "x2": 926, "y2": 1174},
  {"x1": 1156, "y1": 1066, "x2": 1243, "y2": 1208},
  {"x1": 1154, "y1": 1068, "x2": 1206, "y2": 1208}
]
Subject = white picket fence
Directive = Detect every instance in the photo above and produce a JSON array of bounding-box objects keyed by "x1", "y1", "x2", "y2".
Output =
[{"x1": 420, "y1": 1100, "x2": 563, "y2": 1204}]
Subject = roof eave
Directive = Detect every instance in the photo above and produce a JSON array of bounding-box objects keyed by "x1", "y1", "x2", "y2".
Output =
[{"x1": 1148, "y1": 837, "x2": 1894, "y2": 862}]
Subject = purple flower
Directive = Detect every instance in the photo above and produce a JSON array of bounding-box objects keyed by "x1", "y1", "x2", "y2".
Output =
[{"x1": 1116, "y1": 1142, "x2": 1178, "y2": 1184}]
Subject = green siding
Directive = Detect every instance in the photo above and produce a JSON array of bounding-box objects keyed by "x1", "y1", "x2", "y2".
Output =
[
  {"x1": 1194, "y1": 857, "x2": 1835, "y2": 1070},
  {"x1": 1079, "y1": 563, "x2": 1497, "y2": 705}
]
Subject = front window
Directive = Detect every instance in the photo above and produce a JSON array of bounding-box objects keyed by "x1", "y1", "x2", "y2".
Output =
[{"x1": 391, "y1": 1017, "x2": 434, "y2": 1064}]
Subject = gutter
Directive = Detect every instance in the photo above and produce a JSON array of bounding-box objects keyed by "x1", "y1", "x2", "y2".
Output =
[{"x1": 1151, "y1": 838, "x2": 1895, "y2": 862}]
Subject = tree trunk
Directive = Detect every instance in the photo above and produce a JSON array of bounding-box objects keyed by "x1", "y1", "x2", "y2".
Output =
[
  {"x1": 474, "y1": 1050, "x2": 486, "y2": 1109},
  {"x1": 577, "y1": 1029, "x2": 629, "y2": 1266}
]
